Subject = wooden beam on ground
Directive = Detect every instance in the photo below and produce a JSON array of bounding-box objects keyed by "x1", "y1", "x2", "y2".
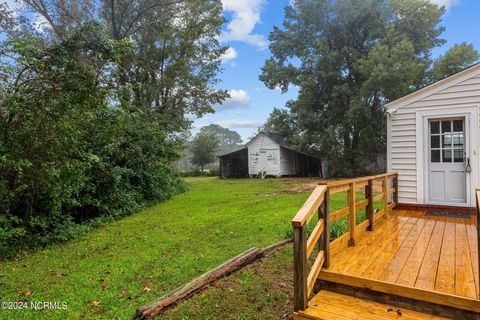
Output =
[{"x1": 135, "y1": 247, "x2": 264, "y2": 319}]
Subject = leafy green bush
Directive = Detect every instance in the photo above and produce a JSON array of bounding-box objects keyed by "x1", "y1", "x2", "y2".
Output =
[{"x1": 0, "y1": 24, "x2": 186, "y2": 258}]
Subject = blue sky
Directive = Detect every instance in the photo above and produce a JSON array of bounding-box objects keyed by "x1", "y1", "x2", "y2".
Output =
[{"x1": 193, "y1": 0, "x2": 480, "y2": 142}]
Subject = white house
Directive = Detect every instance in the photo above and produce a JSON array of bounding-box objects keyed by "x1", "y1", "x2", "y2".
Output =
[
  {"x1": 386, "y1": 63, "x2": 480, "y2": 208},
  {"x1": 219, "y1": 132, "x2": 324, "y2": 178}
]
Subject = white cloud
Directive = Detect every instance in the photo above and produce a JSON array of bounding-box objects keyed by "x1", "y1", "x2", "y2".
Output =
[
  {"x1": 428, "y1": 0, "x2": 461, "y2": 9},
  {"x1": 216, "y1": 118, "x2": 263, "y2": 128},
  {"x1": 221, "y1": 47, "x2": 238, "y2": 63},
  {"x1": 221, "y1": 0, "x2": 268, "y2": 50},
  {"x1": 215, "y1": 89, "x2": 251, "y2": 111}
]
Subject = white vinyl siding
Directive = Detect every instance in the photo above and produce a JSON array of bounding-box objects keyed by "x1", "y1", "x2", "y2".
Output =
[{"x1": 387, "y1": 72, "x2": 480, "y2": 205}]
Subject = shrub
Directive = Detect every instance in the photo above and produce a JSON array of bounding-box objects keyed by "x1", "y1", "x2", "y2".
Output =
[{"x1": 0, "y1": 24, "x2": 186, "y2": 258}]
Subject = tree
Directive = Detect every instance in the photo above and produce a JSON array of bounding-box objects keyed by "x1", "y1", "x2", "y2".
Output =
[
  {"x1": 432, "y1": 43, "x2": 479, "y2": 81},
  {"x1": 260, "y1": 0, "x2": 478, "y2": 176},
  {"x1": 24, "y1": 0, "x2": 229, "y2": 133},
  {"x1": 200, "y1": 124, "x2": 243, "y2": 154},
  {"x1": 263, "y1": 107, "x2": 300, "y2": 146},
  {"x1": 190, "y1": 131, "x2": 219, "y2": 172}
]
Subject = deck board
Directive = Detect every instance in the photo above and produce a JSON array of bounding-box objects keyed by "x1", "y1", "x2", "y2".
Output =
[
  {"x1": 454, "y1": 220, "x2": 477, "y2": 299},
  {"x1": 360, "y1": 215, "x2": 419, "y2": 279},
  {"x1": 295, "y1": 290, "x2": 450, "y2": 320},
  {"x1": 415, "y1": 217, "x2": 446, "y2": 290},
  {"x1": 435, "y1": 217, "x2": 457, "y2": 295},
  {"x1": 377, "y1": 215, "x2": 428, "y2": 283},
  {"x1": 321, "y1": 210, "x2": 479, "y2": 311},
  {"x1": 466, "y1": 222, "x2": 479, "y2": 291},
  {"x1": 327, "y1": 215, "x2": 404, "y2": 274},
  {"x1": 396, "y1": 215, "x2": 437, "y2": 287}
]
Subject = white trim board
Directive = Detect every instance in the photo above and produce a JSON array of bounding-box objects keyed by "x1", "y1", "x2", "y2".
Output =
[{"x1": 415, "y1": 105, "x2": 479, "y2": 207}]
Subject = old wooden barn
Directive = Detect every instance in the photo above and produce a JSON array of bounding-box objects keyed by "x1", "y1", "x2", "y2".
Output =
[{"x1": 219, "y1": 132, "x2": 324, "y2": 178}]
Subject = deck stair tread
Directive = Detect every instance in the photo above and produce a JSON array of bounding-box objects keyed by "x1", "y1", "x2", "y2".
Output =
[{"x1": 295, "y1": 290, "x2": 450, "y2": 320}]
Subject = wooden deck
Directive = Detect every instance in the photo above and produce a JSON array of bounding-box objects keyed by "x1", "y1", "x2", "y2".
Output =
[
  {"x1": 298, "y1": 209, "x2": 480, "y2": 319},
  {"x1": 291, "y1": 174, "x2": 480, "y2": 320},
  {"x1": 325, "y1": 209, "x2": 478, "y2": 299}
]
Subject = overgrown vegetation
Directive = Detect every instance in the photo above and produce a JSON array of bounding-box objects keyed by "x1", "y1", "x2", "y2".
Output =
[{"x1": 0, "y1": 0, "x2": 227, "y2": 257}]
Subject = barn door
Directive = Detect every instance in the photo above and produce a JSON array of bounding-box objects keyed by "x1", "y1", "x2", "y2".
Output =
[{"x1": 427, "y1": 118, "x2": 468, "y2": 204}]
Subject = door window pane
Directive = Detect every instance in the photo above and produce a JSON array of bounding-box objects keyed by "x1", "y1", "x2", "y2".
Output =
[
  {"x1": 429, "y1": 119, "x2": 465, "y2": 164},
  {"x1": 442, "y1": 134, "x2": 452, "y2": 147},
  {"x1": 442, "y1": 149, "x2": 452, "y2": 162},
  {"x1": 453, "y1": 120, "x2": 463, "y2": 133},
  {"x1": 431, "y1": 150, "x2": 440, "y2": 162},
  {"x1": 452, "y1": 133, "x2": 464, "y2": 147},
  {"x1": 453, "y1": 149, "x2": 464, "y2": 163},
  {"x1": 442, "y1": 121, "x2": 452, "y2": 133},
  {"x1": 430, "y1": 121, "x2": 440, "y2": 134},
  {"x1": 430, "y1": 135, "x2": 440, "y2": 148}
]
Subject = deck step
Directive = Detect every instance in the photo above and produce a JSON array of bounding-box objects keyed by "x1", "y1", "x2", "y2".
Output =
[{"x1": 294, "y1": 290, "x2": 449, "y2": 320}]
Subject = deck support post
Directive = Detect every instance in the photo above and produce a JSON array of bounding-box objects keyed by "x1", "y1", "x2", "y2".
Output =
[
  {"x1": 366, "y1": 180, "x2": 374, "y2": 231},
  {"x1": 293, "y1": 224, "x2": 308, "y2": 311},
  {"x1": 318, "y1": 189, "x2": 330, "y2": 268}
]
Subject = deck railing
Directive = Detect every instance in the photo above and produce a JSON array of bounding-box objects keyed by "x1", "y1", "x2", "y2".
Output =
[{"x1": 291, "y1": 172, "x2": 398, "y2": 311}]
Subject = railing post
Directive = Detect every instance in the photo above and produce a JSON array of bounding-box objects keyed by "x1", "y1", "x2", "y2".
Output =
[
  {"x1": 293, "y1": 224, "x2": 308, "y2": 311},
  {"x1": 348, "y1": 182, "x2": 356, "y2": 246},
  {"x1": 319, "y1": 189, "x2": 330, "y2": 268},
  {"x1": 383, "y1": 176, "x2": 388, "y2": 218},
  {"x1": 393, "y1": 173, "x2": 399, "y2": 206},
  {"x1": 366, "y1": 179, "x2": 374, "y2": 231}
]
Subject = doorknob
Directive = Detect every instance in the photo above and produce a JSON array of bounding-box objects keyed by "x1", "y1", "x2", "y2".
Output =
[{"x1": 466, "y1": 157, "x2": 471, "y2": 173}]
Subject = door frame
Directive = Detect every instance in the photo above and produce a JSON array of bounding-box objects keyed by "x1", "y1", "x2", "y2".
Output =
[{"x1": 416, "y1": 105, "x2": 479, "y2": 207}]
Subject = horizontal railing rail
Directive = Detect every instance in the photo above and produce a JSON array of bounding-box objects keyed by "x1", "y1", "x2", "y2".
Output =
[{"x1": 292, "y1": 172, "x2": 398, "y2": 312}]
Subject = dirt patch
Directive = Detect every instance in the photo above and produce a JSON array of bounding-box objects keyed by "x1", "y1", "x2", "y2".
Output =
[{"x1": 279, "y1": 184, "x2": 318, "y2": 194}]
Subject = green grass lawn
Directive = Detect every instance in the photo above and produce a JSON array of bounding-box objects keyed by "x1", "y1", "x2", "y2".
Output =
[
  {"x1": 0, "y1": 177, "x2": 317, "y2": 319},
  {"x1": 0, "y1": 177, "x2": 382, "y2": 319},
  {"x1": 162, "y1": 246, "x2": 294, "y2": 320}
]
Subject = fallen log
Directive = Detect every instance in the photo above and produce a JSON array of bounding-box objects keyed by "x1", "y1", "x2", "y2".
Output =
[
  {"x1": 135, "y1": 247, "x2": 264, "y2": 319},
  {"x1": 263, "y1": 238, "x2": 292, "y2": 252}
]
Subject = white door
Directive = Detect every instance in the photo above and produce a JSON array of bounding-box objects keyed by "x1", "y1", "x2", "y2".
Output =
[
  {"x1": 428, "y1": 118, "x2": 468, "y2": 204},
  {"x1": 257, "y1": 150, "x2": 268, "y2": 172}
]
